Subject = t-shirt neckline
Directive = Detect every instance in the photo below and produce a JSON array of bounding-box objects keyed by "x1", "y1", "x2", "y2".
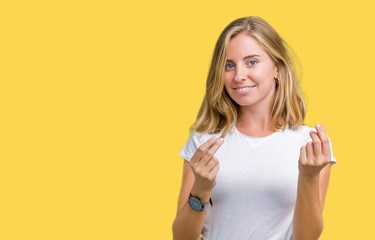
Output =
[{"x1": 234, "y1": 126, "x2": 282, "y2": 139}]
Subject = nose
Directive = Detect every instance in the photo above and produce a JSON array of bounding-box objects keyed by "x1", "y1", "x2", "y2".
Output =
[{"x1": 234, "y1": 64, "x2": 247, "y2": 82}]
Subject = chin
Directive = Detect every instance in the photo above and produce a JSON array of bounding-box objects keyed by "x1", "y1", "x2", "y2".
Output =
[{"x1": 236, "y1": 100, "x2": 256, "y2": 107}]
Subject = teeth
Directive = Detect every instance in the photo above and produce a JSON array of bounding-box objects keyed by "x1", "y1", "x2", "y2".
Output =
[
  {"x1": 237, "y1": 87, "x2": 250, "y2": 90},
  {"x1": 236, "y1": 87, "x2": 250, "y2": 90}
]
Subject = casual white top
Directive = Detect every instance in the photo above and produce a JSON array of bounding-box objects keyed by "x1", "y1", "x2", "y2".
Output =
[{"x1": 178, "y1": 124, "x2": 337, "y2": 240}]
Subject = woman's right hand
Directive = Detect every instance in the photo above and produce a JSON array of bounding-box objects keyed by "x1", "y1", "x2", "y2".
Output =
[{"x1": 189, "y1": 136, "x2": 224, "y2": 194}]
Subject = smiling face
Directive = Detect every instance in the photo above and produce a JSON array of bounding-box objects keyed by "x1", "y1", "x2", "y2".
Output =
[{"x1": 224, "y1": 32, "x2": 279, "y2": 110}]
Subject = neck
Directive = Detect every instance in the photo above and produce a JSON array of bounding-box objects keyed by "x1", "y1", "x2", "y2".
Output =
[{"x1": 236, "y1": 109, "x2": 285, "y2": 133}]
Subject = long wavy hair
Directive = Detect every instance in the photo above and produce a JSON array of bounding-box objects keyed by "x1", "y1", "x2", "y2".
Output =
[{"x1": 190, "y1": 16, "x2": 306, "y2": 137}]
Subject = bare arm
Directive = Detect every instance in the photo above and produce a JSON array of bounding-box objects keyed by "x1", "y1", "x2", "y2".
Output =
[
  {"x1": 172, "y1": 137, "x2": 223, "y2": 240},
  {"x1": 172, "y1": 161, "x2": 211, "y2": 240},
  {"x1": 292, "y1": 124, "x2": 333, "y2": 240}
]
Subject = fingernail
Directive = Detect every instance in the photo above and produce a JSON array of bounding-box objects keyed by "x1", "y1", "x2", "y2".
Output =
[
  {"x1": 217, "y1": 138, "x2": 224, "y2": 143},
  {"x1": 316, "y1": 123, "x2": 320, "y2": 128}
]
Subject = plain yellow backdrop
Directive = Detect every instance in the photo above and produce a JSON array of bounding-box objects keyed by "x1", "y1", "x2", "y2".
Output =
[{"x1": 1, "y1": 0, "x2": 374, "y2": 239}]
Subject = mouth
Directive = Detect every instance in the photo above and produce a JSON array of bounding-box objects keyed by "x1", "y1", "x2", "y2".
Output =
[{"x1": 233, "y1": 85, "x2": 256, "y2": 93}]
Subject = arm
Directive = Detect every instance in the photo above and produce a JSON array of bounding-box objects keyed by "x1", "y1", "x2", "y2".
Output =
[
  {"x1": 292, "y1": 124, "x2": 333, "y2": 240},
  {"x1": 172, "y1": 137, "x2": 223, "y2": 240},
  {"x1": 293, "y1": 163, "x2": 331, "y2": 240},
  {"x1": 172, "y1": 160, "x2": 212, "y2": 240}
]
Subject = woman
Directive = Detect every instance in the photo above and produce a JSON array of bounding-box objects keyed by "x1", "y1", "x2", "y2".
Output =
[{"x1": 172, "y1": 16, "x2": 337, "y2": 240}]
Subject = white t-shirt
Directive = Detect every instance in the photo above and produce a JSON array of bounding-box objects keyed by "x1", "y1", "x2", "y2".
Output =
[{"x1": 178, "y1": 124, "x2": 337, "y2": 240}]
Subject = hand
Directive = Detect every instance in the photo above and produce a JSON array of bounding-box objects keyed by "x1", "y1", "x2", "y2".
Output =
[
  {"x1": 298, "y1": 123, "x2": 332, "y2": 177},
  {"x1": 189, "y1": 136, "x2": 224, "y2": 194}
]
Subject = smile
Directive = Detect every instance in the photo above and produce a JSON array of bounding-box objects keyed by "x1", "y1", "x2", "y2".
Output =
[{"x1": 233, "y1": 86, "x2": 256, "y2": 94}]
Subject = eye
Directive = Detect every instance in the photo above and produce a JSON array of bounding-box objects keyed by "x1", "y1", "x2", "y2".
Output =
[
  {"x1": 225, "y1": 63, "x2": 234, "y2": 70},
  {"x1": 248, "y1": 60, "x2": 257, "y2": 66}
]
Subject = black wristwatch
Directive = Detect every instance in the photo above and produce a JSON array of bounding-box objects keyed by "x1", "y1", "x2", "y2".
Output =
[{"x1": 188, "y1": 192, "x2": 213, "y2": 212}]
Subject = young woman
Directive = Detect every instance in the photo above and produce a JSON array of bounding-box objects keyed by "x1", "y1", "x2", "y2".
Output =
[{"x1": 172, "y1": 16, "x2": 337, "y2": 240}]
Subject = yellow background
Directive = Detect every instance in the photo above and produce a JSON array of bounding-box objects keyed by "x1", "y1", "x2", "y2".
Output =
[{"x1": 1, "y1": 0, "x2": 373, "y2": 239}]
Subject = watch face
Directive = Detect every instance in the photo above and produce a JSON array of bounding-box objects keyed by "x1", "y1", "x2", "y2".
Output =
[{"x1": 188, "y1": 197, "x2": 203, "y2": 211}]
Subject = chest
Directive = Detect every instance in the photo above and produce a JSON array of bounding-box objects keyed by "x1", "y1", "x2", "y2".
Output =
[{"x1": 212, "y1": 135, "x2": 303, "y2": 208}]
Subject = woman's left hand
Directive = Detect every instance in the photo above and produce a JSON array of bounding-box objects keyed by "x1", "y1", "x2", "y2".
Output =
[{"x1": 298, "y1": 123, "x2": 332, "y2": 177}]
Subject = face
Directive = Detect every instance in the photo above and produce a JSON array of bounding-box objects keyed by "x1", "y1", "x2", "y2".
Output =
[{"x1": 224, "y1": 32, "x2": 278, "y2": 109}]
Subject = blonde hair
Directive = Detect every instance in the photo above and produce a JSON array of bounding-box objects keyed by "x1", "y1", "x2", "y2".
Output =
[{"x1": 190, "y1": 16, "x2": 306, "y2": 137}]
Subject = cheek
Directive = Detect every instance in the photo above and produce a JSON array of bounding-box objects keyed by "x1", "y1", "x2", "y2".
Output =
[
  {"x1": 224, "y1": 83, "x2": 232, "y2": 95},
  {"x1": 252, "y1": 67, "x2": 274, "y2": 83},
  {"x1": 223, "y1": 73, "x2": 232, "y2": 86},
  {"x1": 223, "y1": 71, "x2": 231, "y2": 80}
]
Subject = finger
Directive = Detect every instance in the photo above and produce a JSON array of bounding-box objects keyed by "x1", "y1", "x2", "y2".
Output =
[
  {"x1": 299, "y1": 145, "x2": 307, "y2": 163},
  {"x1": 200, "y1": 138, "x2": 224, "y2": 166},
  {"x1": 306, "y1": 142, "x2": 314, "y2": 161},
  {"x1": 315, "y1": 123, "x2": 330, "y2": 159},
  {"x1": 208, "y1": 163, "x2": 220, "y2": 179},
  {"x1": 191, "y1": 136, "x2": 218, "y2": 164},
  {"x1": 205, "y1": 156, "x2": 219, "y2": 172},
  {"x1": 310, "y1": 131, "x2": 322, "y2": 159}
]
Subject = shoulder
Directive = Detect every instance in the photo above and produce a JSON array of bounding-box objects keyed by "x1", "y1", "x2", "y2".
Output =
[
  {"x1": 285, "y1": 125, "x2": 316, "y2": 135},
  {"x1": 188, "y1": 129, "x2": 223, "y2": 145},
  {"x1": 298, "y1": 125, "x2": 316, "y2": 135},
  {"x1": 282, "y1": 124, "x2": 317, "y2": 142},
  {"x1": 180, "y1": 129, "x2": 224, "y2": 151},
  {"x1": 179, "y1": 129, "x2": 224, "y2": 162},
  {"x1": 289, "y1": 124, "x2": 334, "y2": 145},
  {"x1": 287, "y1": 124, "x2": 315, "y2": 134}
]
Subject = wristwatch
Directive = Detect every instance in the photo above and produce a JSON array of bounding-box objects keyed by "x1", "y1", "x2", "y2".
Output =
[{"x1": 188, "y1": 192, "x2": 213, "y2": 212}]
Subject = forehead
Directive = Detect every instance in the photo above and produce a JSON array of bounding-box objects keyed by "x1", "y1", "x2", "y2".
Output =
[{"x1": 227, "y1": 32, "x2": 266, "y2": 59}]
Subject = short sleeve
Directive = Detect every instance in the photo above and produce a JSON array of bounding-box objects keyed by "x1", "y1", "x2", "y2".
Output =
[
  {"x1": 306, "y1": 128, "x2": 337, "y2": 166},
  {"x1": 327, "y1": 136, "x2": 337, "y2": 166},
  {"x1": 178, "y1": 131, "x2": 203, "y2": 162}
]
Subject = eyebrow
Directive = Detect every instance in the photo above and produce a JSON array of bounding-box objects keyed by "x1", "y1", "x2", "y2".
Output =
[{"x1": 226, "y1": 55, "x2": 261, "y2": 62}]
